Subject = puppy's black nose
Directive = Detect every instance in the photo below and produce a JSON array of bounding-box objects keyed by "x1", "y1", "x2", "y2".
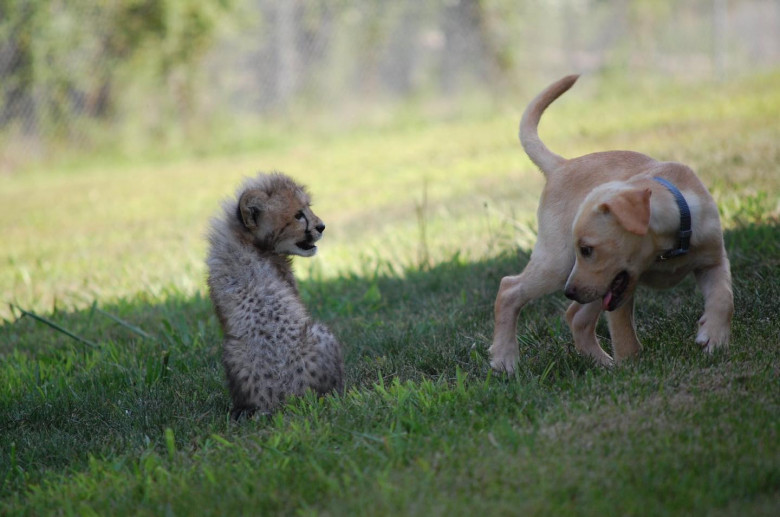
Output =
[
  {"x1": 315, "y1": 223, "x2": 325, "y2": 233},
  {"x1": 564, "y1": 285, "x2": 577, "y2": 300}
]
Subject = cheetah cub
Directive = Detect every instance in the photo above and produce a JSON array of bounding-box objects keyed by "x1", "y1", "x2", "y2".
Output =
[{"x1": 207, "y1": 172, "x2": 344, "y2": 419}]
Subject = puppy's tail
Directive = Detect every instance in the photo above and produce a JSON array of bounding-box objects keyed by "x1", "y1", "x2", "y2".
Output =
[{"x1": 520, "y1": 74, "x2": 579, "y2": 174}]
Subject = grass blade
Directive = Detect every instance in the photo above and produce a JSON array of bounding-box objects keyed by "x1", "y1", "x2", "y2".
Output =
[
  {"x1": 11, "y1": 304, "x2": 98, "y2": 349},
  {"x1": 94, "y1": 305, "x2": 155, "y2": 340}
]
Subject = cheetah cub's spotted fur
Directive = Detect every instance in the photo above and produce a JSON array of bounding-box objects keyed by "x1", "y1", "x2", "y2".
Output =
[{"x1": 207, "y1": 172, "x2": 344, "y2": 419}]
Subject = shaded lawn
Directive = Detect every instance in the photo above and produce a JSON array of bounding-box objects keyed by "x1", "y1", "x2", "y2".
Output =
[{"x1": 1, "y1": 221, "x2": 778, "y2": 515}]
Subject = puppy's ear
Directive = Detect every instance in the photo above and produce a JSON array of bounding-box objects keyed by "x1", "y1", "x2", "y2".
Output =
[
  {"x1": 599, "y1": 188, "x2": 652, "y2": 235},
  {"x1": 238, "y1": 189, "x2": 269, "y2": 229}
]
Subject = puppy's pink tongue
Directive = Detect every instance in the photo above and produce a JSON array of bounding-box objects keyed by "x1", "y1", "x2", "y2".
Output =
[{"x1": 602, "y1": 291, "x2": 612, "y2": 310}]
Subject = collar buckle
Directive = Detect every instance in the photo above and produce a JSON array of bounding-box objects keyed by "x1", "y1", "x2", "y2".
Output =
[{"x1": 657, "y1": 246, "x2": 689, "y2": 261}]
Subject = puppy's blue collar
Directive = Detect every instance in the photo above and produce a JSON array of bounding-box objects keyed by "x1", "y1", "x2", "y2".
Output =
[{"x1": 653, "y1": 177, "x2": 692, "y2": 261}]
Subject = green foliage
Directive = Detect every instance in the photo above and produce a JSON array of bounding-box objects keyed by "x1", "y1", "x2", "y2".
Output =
[
  {"x1": 5, "y1": 0, "x2": 776, "y2": 172},
  {"x1": 1, "y1": 72, "x2": 779, "y2": 514},
  {"x1": 0, "y1": 0, "x2": 233, "y2": 140}
]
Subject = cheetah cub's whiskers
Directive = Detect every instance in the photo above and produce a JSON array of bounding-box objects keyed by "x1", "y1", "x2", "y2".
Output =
[{"x1": 206, "y1": 172, "x2": 344, "y2": 419}]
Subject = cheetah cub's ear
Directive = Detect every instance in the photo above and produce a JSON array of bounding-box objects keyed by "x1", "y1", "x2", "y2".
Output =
[{"x1": 238, "y1": 189, "x2": 269, "y2": 229}]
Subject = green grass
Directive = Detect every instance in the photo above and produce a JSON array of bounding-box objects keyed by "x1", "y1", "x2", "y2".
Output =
[{"x1": 1, "y1": 72, "x2": 779, "y2": 515}]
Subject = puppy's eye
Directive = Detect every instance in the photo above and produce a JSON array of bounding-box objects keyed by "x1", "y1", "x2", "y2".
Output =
[{"x1": 579, "y1": 246, "x2": 593, "y2": 258}]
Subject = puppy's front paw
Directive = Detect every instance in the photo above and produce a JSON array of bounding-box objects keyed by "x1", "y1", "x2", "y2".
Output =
[
  {"x1": 488, "y1": 343, "x2": 519, "y2": 374},
  {"x1": 695, "y1": 315, "x2": 730, "y2": 353}
]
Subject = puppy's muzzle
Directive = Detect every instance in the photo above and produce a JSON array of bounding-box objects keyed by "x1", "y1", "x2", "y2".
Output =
[
  {"x1": 563, "y1": 282, "x2": 594, "y2": 304},
  {"x1": 564, "y1": 284, "x2": 579, "y2": 301},
  {"x1": 564, "y1": 270, "x2": 630, "y2": 311}
]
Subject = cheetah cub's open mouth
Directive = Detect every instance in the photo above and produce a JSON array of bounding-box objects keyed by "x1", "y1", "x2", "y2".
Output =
[{"x1": 296, "y1": 239, "x2": 317, "y2": 252}]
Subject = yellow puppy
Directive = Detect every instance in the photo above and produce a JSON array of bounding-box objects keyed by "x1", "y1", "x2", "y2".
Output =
[{"x1": 490, "y1": 75, "x2": 733, "y2": 372}]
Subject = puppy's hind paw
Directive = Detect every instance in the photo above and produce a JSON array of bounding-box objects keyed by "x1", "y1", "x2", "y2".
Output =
[
  {"x1": 488, "y1": 345, "x2": 519, "y2": 375},
  {"x1": 695, "y1": 316, "x2": 730, "y2": 354},
  {"x1": 594, "y1": 353, "x2": 615, "y2": 368},
  {"x1": 490, "y1": 359, "x2": 517, "y2": 375}
]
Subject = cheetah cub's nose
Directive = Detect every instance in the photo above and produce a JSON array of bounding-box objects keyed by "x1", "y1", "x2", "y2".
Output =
[{"x1": 315, "y1": 223, "x2": 326, "y2": 233}]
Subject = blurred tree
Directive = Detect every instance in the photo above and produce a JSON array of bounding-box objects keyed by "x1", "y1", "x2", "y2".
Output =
[
  {"x1": 1, "y1": 0, "x2": 778, "y2": 168},
  {"x1": 0, "y1": 0, "x2": 36, "y2": 130},
  {"x1": 88, "y1": 0, "x2": 166, "y2": 117},
  {"x1": 0, "y1": 0, "x2": 234, "y2": 135}
]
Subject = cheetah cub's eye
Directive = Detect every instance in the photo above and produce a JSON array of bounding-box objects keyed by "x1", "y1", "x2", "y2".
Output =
[{"x1": 295, "y1": 211, "x2": 305, "y2": 220}]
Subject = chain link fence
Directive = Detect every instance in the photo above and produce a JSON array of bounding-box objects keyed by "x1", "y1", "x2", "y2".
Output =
[{"x1": 1, "y1": 0, "x2": 779, "y2": 171}]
